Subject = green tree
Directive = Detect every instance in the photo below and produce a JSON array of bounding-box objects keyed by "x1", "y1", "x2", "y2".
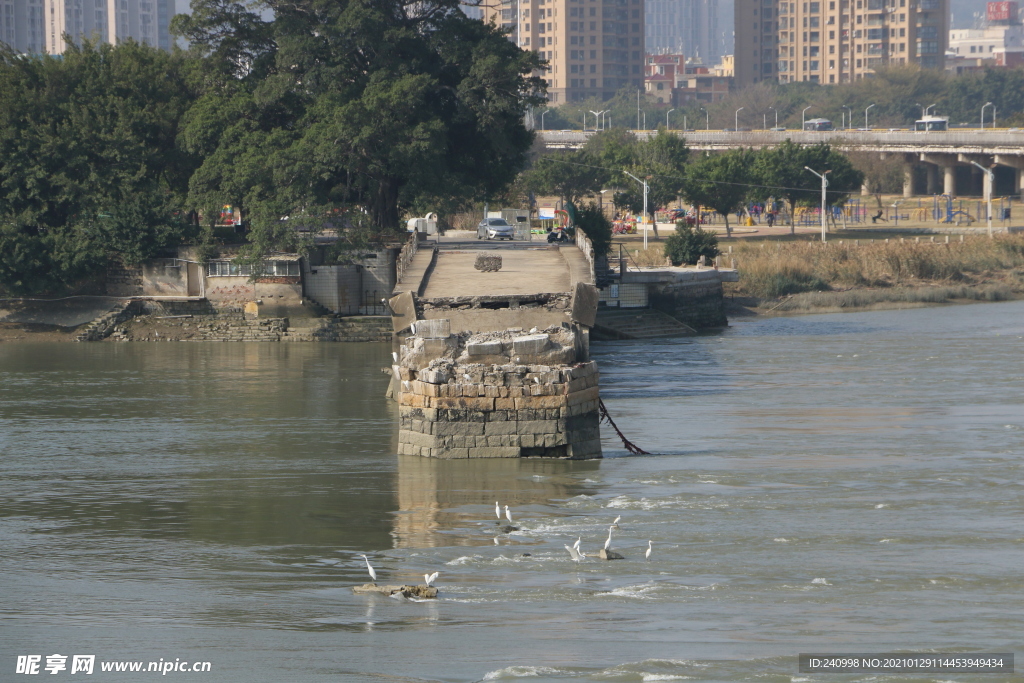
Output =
[
  {"x1": 573, "y1": 202, "x2": 613, "y2": 256},
  {"x1": 683, "y1": 149, "x2": 754, "y2": 237},
  {"x1": 0, "y1": 42, "x2": 198, "y2": 294},
  {"x1": 613, "y1": 128, "x2": 688, "y2": 238},
  {"x1": 174, "y1": 0, "x2": 545, "y2": 253},
  {"x1": 525, "y1": 150, "x2": 607, "y2": 208},
  {"x1": 751, "y1": 140, "x2": 862, "y2": 234}
]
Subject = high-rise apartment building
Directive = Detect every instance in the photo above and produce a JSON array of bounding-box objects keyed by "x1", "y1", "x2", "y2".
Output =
[
  {"x1": 733, "y1": 0, "x2": 778, "y2": 85},
  {"x1": 645, "y1": 0, "x2": 721, "y2": 65},
  {"x1": 0, "y1": 0, "x2": 171, "y2": 54},
  {"x1": 485, "y1": 0, "x2": 646, "y2": 103},
  {"x1": 735, "y1": 0, "x2": 948, "y2": 86},
  {"x1": 0, "y1": 0, "x2": 46, "y2": 53}
]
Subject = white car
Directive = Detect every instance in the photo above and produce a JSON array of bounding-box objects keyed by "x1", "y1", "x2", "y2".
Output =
[{"x1": 477, "y1": 218, "x2": 515, "y2": 240}]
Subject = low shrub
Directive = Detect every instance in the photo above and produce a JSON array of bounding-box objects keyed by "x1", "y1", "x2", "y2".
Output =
[{"x1": 664, "y1": 222, "x2": 719, "y2": 266}]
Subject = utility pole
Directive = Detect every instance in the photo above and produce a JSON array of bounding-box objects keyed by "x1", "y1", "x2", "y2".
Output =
[
  {"x1": 805, "y1": 167, "x2": 831, "y2": 242},
  {"x1": 802, "y1": 105, "x2": 812, "y2": 130},
  {"x1": 865, "y1": 103, "x2": 876, "y2": 130},
  {"x1": 666, "y1": 108, "x2": 675, "y2": 130},
  {"x1": 637, "y1": 90, "x2": 641, "y2": 130}
]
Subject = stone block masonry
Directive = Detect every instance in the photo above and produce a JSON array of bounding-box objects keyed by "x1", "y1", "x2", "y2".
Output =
[{"x1": 394, "y1": 323, "x2": 601, "y2": 459}]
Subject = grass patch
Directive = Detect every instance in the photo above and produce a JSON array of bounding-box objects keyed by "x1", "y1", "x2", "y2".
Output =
[
  {"x1": 727, "y1": 235, "x2": 1024, "y2": 300},
  {"x1": 773, "y1": 284, "x2": 1017, "y2": 312}
]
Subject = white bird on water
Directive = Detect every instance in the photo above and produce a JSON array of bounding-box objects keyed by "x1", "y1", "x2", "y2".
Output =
[
  {"x1": 504, "y1": 505, "x2": 513, "y2": 524},
  {"x1": 573, "y1": 536, "x2": 581, "y2": 551},
  {"x1": 612, "y1": 515, "x2": 621, "y2": 528},
  {"x1": 564, "y1": 544, "x2": 585, "y2": 563},
  {"x1": 424, "y1": 572, "x2": 439, "y2": 587},
  {"x1": 604, "y1": 526, "x2": 613, "y2": 551},
  {"x1": 495, "y1": 501, "x2": 501, "y2": 520},
  {"x1": 645, "y1": 541, "x2": 652, "y2": 561},
  {"x1": 359, "y1": 554, "x2": 377, "y2": 583}
]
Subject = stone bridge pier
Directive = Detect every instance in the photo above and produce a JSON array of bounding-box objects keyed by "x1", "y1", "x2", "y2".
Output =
[{"x1": 387, "y1": 235, "x2": 603, "y2": 459}]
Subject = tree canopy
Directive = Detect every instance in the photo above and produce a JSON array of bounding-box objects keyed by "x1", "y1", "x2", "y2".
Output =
[
  {"x1": 751, "y1": 140, "x2": 863, "y2": 233},
  {"x1": 174, "y1": 0, "x2": 545, "y2": 249},
  {"x1": 0, "y1": 1, "x2": 545, "y2": 294},
  {"x1": 683, "y1": 149, "x2": 754, "y2": 237},
  {"x1": 0, "y1": 42, "x2": 198, "y2": 294}
]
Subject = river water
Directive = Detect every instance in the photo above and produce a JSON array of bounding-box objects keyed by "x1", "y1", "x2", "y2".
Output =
[{"x1": 1, "y1": 301, "x2": 1022, "y2": 683}]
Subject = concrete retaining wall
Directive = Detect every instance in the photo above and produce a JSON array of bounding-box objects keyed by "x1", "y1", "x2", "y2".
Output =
[{"x1": 648, "y1": 278, "x2": 727, "y2": 329}]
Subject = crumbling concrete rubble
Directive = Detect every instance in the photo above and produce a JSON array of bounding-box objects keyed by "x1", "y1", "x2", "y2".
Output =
[
  {"x1": 473, "y1": 254, "x2": 502, "y2": 272},
  {"x1": 395, "y1": 320, "x2": 601, "y2": 459}
]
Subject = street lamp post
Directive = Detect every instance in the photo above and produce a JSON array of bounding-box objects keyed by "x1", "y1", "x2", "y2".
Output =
[
  {"x1": 916, "y1": 102, "x2": 925, "y2": 119},
  {"x1": 768, "y1": 106, "x2": 777, "y2": 129},
  {"x1": 624, "y1": 171, "x2": 650, "y2": 250},
  {"x1": 540, "y1": 110, "x2": 548, "y2": 131},
  {"x1": 589, "y1": 110, "x2": 599, "y2": 131},
  {"x1": 969, "y1": 161, "x2": 995, "y2": 238},
  {"x1": 981, "y1": 102, "x2": 993, "y2": 129},
  {"x1": 735, "y1": 107, "x2": 744, "y2": 131},
  {"x1": 637, "y1": 89, "x2": 641, "y2": 130},
  {"x1": 802, "y1": 105, "x2": 812, "y2": 130},
  {"x1": 805, "y1": 166, "x2": 831, "y2": 242},
  {"x1": 842, "y1": 105, "x2": 851, "y2": 130},
  {"x1": 666, "y1": 108, "x2": 675, "y2": 130},
  {"x1": 926, "y1": 103, "x2": 937, "y2": 116},
  {"x1": 700, "y1": 107, "x2": 709, "y2": 130},
  {"x1": 865, "y1": 103, "x2": 876, "y2": 130}
]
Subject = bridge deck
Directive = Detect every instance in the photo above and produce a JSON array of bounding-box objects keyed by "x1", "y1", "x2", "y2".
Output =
[{"x1": 421, "y1": 241, "x2": 570, "y2": 298}]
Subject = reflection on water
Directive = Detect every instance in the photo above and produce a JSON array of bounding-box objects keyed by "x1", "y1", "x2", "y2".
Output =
[
  {"x1": 2, "y1": 301, "x2": 1023, "y2": 683},
  {"x1": 392, "y1": 456, "x2": 600, "y2": 549}
]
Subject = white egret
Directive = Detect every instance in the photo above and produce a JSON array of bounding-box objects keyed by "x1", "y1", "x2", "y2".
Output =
[
  {"x1": 645, "y1": 540, "x2": 652, "y2": 561},
  {"x1": 612, "y1": 515, "x2": 621, "y2": 527},
  {"x1": 359, "y1": 554, "x2": 377, "y2": 583},
  {"x1": 495, "y1": 501, "x2": 501, "y2": 520},
  {"x1": 504, "y1": 505, "x2": 513, "y2": 524},
  {"x1": 573, "y1": 536, "x2": 581, "y2": 551},
  {"x1": 604, "y1": 526, "x2": 613, "y2": 551},
  {"x1": 564, "y1": 544, "x2": 582, "y2": 563},
  {"x1": 424, "y1": 572, "x2": 439, "y2": 587}
]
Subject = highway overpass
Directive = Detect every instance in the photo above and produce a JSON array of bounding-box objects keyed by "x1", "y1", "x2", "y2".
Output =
[{"x1": 539, "y1": 130, "x2": 1024, "y2": 199}]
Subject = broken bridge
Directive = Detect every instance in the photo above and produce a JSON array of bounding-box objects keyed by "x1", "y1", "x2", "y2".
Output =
[{"x1": 388, "y1": 234, "x2": 602, "y2": 460}]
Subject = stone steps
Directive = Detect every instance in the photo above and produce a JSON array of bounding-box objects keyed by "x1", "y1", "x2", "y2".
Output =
[{"x1": 593, "y1": 308, "x2": 696, "y2": 339}]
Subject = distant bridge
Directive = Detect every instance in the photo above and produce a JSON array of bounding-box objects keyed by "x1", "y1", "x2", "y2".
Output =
[{"x1": 539, "y1": 130, "x2": 1024, "y2": 199}]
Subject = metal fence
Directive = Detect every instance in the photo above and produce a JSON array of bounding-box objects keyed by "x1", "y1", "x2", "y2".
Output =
[{"x1": 359, "y1": 290, "x2": 388, "y2": 316}]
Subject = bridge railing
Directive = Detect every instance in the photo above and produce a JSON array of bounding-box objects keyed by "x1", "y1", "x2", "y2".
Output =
[
  {"x1": 540, "y1": 130, "x2": 1024, "y2": 149},
  {"x1": 396, "y1": 231, "x2": 418, "y2": 286}
]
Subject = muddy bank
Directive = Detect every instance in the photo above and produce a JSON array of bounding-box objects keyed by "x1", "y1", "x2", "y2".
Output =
[
  {"x1": 726, "y1": 280, "x2": 1024, "y2": 318},
  {"x1": 0, "y1": 322, "x2": 81, "y2": 342}
]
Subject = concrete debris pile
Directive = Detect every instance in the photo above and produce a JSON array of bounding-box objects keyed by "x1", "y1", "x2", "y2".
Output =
[
  {"x1": 473, "y1": 254, "x2": 502, "y2": 272},
  {"x1": 395, "y1": 319, "x2": 601, "y2": 459}
]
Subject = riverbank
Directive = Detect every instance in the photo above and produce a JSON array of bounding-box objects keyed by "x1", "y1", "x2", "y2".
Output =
[{"x1": 617, "y1": 231, "x2": 1024, "y2": 316}]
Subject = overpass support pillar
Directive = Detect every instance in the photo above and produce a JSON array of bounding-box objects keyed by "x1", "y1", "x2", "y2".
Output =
[
  {"x1": 944, "y1": 166, "x2": 956, "y2": 196},
  {"x1": 993, "y1": 155, "x2": 1024, "y2": 201},
  {"x1": 903, "y1": 165, "x2": 914, "y2": 198},
  {"x1": 921, "y1": 153, "x2": 959, "y2": 197},
  {"x1": 926, "y1": 164, "x2": 939, "y2": 195}
]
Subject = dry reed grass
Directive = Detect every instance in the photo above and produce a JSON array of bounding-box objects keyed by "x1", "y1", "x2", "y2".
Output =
[{"x1": 727, "y1": 235, "x2": 1024, "y2": 300}]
